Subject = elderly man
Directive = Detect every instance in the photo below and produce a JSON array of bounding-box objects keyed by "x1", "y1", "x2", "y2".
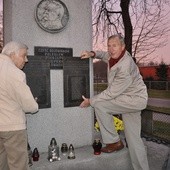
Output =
[
  {"x1": 80, "y1": 34, "x2": 149, "y2": 170},
  {"x1": 0, "y1": 41, "x2": 38, "y2": 170}
]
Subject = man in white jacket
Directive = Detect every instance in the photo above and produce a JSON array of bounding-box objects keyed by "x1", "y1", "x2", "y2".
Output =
[
  {"x1": 80, "y1": 34, "x2": 149, "y2": 170},
  {"x1": 0, "y1": 41, "x2": 39, "y2": 170}
]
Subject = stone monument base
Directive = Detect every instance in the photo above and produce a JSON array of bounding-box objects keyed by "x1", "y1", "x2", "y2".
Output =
[{"x1": 30, "y1": 145, "x2": 133, "y2": 170}]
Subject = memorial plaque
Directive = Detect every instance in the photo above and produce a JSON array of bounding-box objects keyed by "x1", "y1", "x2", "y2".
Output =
[
  {"x1": 34, "y1": 46, "x2": 73, "y2": 69},
  {"x1": 63, "y1": 57, "x2": 90, "y2": 107},
  {"x1": 23, "y1": 56, "x2": 51, "y2": 109}
]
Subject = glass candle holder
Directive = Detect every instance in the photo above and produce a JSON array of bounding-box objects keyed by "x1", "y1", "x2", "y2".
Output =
[
  {"x1": 61, "y1": 143, "x2": 68, "y2": 156},
  {"x1": 32, "y1": 148, "x2": 39, "y2": 161},
  {"x1": 92, "y1": 139, "x2": 102, "y2": 155},
  {"x1": 68, "y1": 144, "x2": 76, "y2": 159}
]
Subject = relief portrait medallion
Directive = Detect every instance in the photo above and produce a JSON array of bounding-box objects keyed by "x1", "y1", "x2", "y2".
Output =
[{"x1": 35, "y1": 0, "x2": 69, "y2": 33}]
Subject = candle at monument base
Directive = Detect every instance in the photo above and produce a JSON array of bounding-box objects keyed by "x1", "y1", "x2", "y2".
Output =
[
  {"x1": 32, "y1": 148, "x2": 40, "y2": 161},
  {"x1": 92, "y1": 139, "x2": 102, "y2": 155},
  {"x1": 61, "y1": 143, "x2": 68, "y2": 156},
  {"x1": 68, "y1": 144, "x2": 76, "y2": 159},
  {"x1": 48, "y1": 138, "x2": 61, "y2": 162}
]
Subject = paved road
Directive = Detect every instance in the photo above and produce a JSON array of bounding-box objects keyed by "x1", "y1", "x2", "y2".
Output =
[{"x1": 148, "y1": 98, "x2": 170, "y2": 108}]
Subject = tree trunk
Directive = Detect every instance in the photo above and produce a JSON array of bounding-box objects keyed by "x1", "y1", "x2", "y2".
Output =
[{"x1": 120, "y1": 0, "x2": 132, "y2": 55}]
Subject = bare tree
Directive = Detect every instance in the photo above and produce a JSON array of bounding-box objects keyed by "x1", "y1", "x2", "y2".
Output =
[{"x1": 92, "y1": 0, "x2": 170, "y2": 63}]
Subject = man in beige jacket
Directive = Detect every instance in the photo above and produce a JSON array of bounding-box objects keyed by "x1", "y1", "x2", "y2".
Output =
[
  {"x1": 0, "y1": 42, "x2": 38, "y2": 170},
  {"x1": 80, "y1": 34, "x2": 149, "y2": 170}
]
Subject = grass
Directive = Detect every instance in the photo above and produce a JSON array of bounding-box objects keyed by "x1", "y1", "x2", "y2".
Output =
[
  {"x1": 153, "y1": 120, "x2": 170, "y2": 141},
  {"x1": 94, "y1": 83, "x2": 107, "y2": 92},
  {"x1": 147, "y1": 89, "x2": 170, "y2": 99},
  {"x1": 146, "y1": 106, "x2": 170, "y2": 114}
]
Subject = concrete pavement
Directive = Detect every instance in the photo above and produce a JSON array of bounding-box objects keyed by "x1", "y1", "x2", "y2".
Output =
[{"x1": 148, "y1": 98, "x2": 170, "y2": 108}]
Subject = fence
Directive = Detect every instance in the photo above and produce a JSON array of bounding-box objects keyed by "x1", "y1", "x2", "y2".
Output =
[{"x1": 141, "y1": 110, "x2": 170, "y2": 144}]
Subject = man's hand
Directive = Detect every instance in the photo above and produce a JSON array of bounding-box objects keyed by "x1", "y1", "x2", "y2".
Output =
[
  {"x1": 80, "y1": 95, "x2": 90, "y2": 108},
  {"x1": 80, "y1": 51, "x2": 95, "y2": 59}
]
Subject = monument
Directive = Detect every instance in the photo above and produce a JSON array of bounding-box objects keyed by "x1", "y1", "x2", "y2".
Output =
[{"x1": 3, "y1": 0, "x2": 93, "y2": 152}]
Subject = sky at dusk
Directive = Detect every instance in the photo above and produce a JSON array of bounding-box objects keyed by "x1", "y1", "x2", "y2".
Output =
[
  {"x1": 154, "y1": 37, "x2": 170, "y2": 64},
  {"x1": 151, "y1": 4, "x2": 170, "y2": 65},
  {"x1": 0, "y1": 0, "x2": 2, "y2": 11},
  {"x1": 0, "y1": 0, "x2": 170, "y2": 64}
]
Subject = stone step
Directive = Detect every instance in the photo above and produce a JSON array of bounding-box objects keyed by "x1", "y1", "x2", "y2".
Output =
[{"x1": 30, "y1": 145, "x2": 133, "y2": 170}]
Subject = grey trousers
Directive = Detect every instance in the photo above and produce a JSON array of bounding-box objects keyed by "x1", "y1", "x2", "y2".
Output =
[
  {"x1": 94, "y1": 95, "x2": 150, "y2": 170},
  {"x1": 0, "y1": 129, "x2": 30, "y2": 170}
]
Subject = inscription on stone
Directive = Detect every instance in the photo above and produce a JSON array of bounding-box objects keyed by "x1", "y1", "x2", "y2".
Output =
[
  {"x1": 63, "y1": 57, "x2": 90, "y2": 107},
  {"x1": 23, "y1": 56, "x2": 51, "y2": 109},
  {"x1": 34, "y1": 46, "x2": 73, "y2": 69}
]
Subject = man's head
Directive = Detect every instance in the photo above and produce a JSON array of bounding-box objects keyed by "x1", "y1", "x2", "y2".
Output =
[
  {"x1": 2, "y1": 41, "x2": 28, "y2": 69},
  {"x1": 107, "y1": 34, "x2": 125, "y2": 59},
  {"x1": 44, "y1": 2, "x2": 64, "y2": 21}
]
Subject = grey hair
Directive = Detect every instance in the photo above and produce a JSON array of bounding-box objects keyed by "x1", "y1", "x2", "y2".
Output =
[
  {"x1": 108, "y1": 34, "x2": 125, "y2": 46},
  {"x1": 1, "y1": 41, "x2": 28, "y2": 56}
]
